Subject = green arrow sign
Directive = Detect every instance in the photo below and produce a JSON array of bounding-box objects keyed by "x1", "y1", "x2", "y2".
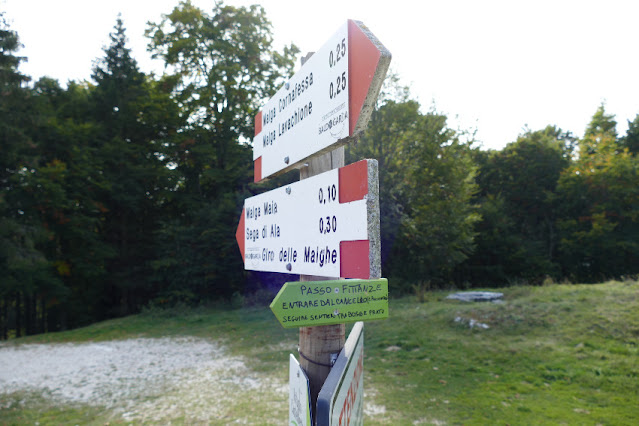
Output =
[{"x1": 270, "y1": 278, "x2": 388, "y2": 328}]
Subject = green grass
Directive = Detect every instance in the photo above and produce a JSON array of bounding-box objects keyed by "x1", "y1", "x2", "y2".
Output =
[
  {"x1": 2, "y1": 280, "x2": 638, "y2": 425},
  {"x1": 365, "y1": 280, "x2": 639, "y2": 425},
  {"x1": 1, "y1": 392, "x2": 110, "y2": 426}
]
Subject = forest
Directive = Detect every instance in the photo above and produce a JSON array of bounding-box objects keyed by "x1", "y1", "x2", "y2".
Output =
[{"x1": 1, "y1": 2, "x2": 638, "y2": 338}]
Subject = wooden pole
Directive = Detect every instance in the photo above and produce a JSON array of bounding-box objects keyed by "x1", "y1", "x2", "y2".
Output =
[{"x1": 299, "y1": 138, "x2": 346, "y2": 417}]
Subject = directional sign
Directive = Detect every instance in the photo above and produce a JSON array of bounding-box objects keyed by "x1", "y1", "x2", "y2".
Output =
[
  {"x1": 253, "y1": 20, "x2": 391, "y2": 182},
  {"x1": 235, "y1": 159, "x2": 380, "y2": 279},
  {"x1": 270, "y1": 279, "x2": 388, "y2": 328},
  {"x1": 290, "y1": 354, "x2": 312, "y2": 426},
  {"x1": 317, "y1": 321, "x2": 365, "y2": 426}
]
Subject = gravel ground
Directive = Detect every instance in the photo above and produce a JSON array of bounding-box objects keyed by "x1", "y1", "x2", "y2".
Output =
[{"x1": 0, "y1": 337, "x2": 286, "y2": 422}]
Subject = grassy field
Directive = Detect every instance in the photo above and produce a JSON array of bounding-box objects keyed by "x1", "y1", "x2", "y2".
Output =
[{"x1": 1, "y1": 279, "x2": 638, "y2": 425}]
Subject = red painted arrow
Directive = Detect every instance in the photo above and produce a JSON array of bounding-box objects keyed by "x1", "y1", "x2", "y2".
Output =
[
  {"x1": 235, "y1": 208, "x2": 245, "y2": 262},
  {"x1": 348, "y1": 19, "x2": 387, "y2": 137}
]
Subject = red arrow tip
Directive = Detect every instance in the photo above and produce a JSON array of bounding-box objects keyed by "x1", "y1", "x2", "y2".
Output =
[
  {"x1": 236, "y1": 208, "x2": 245, "y2": 262},
  {"x1": 340, "y1": 240, "x2": 370, "y2": 279},
  {"x1": 348, "y1": 20, "x2": 382, "y2": 135},
  {"x1": 254, "y1": 156, "x2": 262, "y2": 183},
  {"x1": 255, "y1": 110, "x2": 262, "y2": 136}
]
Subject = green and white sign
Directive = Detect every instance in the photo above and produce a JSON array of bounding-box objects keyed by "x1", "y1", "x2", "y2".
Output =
[
  {"x1": 317, "y1": 322, "x2": 365, "y2": 426},
  {"x1": 270, "y1": 278, "x2": 388, "y2": 328}
]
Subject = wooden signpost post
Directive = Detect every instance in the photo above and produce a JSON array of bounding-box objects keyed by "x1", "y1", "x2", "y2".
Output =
[{"x1": 236, "y1": 19, "x2": 390, "y2": 425}]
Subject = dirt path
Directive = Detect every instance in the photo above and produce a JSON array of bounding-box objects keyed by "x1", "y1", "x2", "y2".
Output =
[{"x1": 0, "y1": 337, "x2": 287, "y2": 423}]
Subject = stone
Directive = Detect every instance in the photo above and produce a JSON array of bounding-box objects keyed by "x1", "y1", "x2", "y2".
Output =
[
  {"x1": 446, "y1": 291, "x2": 503, "y2": 302},
  {"x1": 454, "y1": 316, "x2": 490, "y2": 329}
]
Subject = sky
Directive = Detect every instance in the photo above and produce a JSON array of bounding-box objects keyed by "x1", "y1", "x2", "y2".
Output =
[{"x1": 3, "y1": 0, "x2": 639, "y2": 150}]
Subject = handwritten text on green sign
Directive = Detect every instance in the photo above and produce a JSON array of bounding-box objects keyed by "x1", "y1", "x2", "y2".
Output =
[{"x1": 270, "y1": 278, "x2": 388, "y2": 328}]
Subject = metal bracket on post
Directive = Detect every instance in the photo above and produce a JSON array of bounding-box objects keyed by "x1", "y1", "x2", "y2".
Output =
[{"x1": 330, "y1": 352, "x2": 339, "y2": 367}]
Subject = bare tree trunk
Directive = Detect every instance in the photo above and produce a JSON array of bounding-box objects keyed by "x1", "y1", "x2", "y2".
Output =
[
  {"x1": 48, "y1": 303, "x2": 59, "y2": 333},
  {"x1": 40, "y1": 296, "x2": 46, "y2": 334},
  {"x1": 0, "y1": 298, "x2": 6, "y2": 340},
  {"x1": 25, "y1": 293, "x2": 33, "y2": 335},
  {"x1": 15, "y1": 292, "x2": 22, "y2": 338}
]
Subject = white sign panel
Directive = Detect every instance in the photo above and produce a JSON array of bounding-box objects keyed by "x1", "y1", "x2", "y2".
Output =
[
  {"x1": 236, "y1": 159, "x2": 380, "y2": 279},
  {"x1": 316, "y1": 322, "x2": 365, "y2": 426},
  {"x1": 252, "y1": 20, "x2": 391, "y2": 182},
  {"x1": 254, "y1": 22, "x2": 349, "y2": 181},
  {"x1": 331, "y1": 325, "x2": 364, "y2": 425},
  {"x1": 290, "y1": 354, "x2": 312, "y2": 426}
]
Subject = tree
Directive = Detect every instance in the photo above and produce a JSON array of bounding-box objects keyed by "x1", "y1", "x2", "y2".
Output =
[
  {"x1": 393, "y1": 109, "x2": 479, "y2": 286},
  {"x1": 26, "y1": 78, "x2": 114, "y2": 328},
  {"x1": 0, "y1": 12, "x2": 28, "y2": 85},
  {"x1": 461, "y1": 126, "x2": 572, "y2": 285},
  {"x1": 581, "y1": 103, "x2": 617, "y2": 157},
  {"x1": 557, "y1": 107, "x2": 639, "y2": 281},
  {"x1": 146, "y1": 0, "x2": 298, "y2": 197},
  {"x1": 347, "y1": 99, "x2": 422, "y2": 269},
  {"x1": 620, "y1": 114, "x2": 639, "y2": 155},
  {"x1": 0, "y1": 15, "x2": 69, "y2": 337},
  {"x1": 91, "y1": 17, "x2": 182, "y2": 315},
  {"x1": 585, "y1": 104, "x2": 617, "y2": 139},
  {"x1": 146, "y1": 1, "x2": 298, "y2": 301},
  {"x1": 0, "y1": 11, "x2": 30, "y2": 187},
  {"x1": 347, "y1": 80, "x2": 479, "y2": 288}
]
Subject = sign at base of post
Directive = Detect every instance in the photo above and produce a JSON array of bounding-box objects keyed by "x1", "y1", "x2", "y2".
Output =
[
  {"x1": 270, "y1": 278, "x2": 388, "y2": 328},
  {"x1": 290, "y1": 354, "x2": 312, "y2": 426},
  {"x1": 316, "y1": 321, "x2": 365, "y2": 426}
]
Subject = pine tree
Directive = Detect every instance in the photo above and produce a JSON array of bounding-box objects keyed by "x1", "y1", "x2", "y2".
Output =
[
  {"x1": 91, "y1": 17, "x2": 180, "y2": 315},
  {"x1": 0, "y1": 14, "x2": 61, "y2": 337},
  {"x1": 0, "y1": 12, "x2": 30, "y2": 185},
  {"x1": 557, "y1": 107, "x2": 639, "y2": 281},
  {"x1": 620, "y1": 114, "x2": 639, "y2": 154}
]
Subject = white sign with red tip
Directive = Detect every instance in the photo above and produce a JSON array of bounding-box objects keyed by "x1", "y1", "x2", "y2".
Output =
[
  {"x1": 235, "y1": 159, "x2": 380, "y2": 279},
  {"x1": 253, "y1": 20, "x2": 391, "y2": 182},
  {"x1": 316, "y1": 321, "x2": 365, "y2": 426}
]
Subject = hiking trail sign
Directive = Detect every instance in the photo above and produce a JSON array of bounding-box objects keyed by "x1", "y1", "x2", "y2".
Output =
[
  {"x1": 235, "y1": 159, "x2": 380, "y2": 279},
  {"x1": 234, "y1": 18, "x2": 390, "y2": 426},
  {"x1": 271, "y1": 278, "x2": 388, "y2": 328},
  {"x1": 290, "y1": 354, "x2": 312, "y2": 426},
  {"x1": 252, "y1": 20, "x2": 391, "y2": 182},
  {"x1": 317, "y1": 321, "x2": 365, "y2": 426}
]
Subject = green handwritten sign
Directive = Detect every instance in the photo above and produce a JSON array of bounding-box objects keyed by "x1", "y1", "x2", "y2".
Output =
[{"x1": 270, "y1": 278, "x2": 388, "y2": 328}]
